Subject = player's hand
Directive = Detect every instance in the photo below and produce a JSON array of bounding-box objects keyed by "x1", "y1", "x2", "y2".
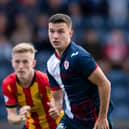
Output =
[
  {"x1": 48, "y1": 100, "x2": 59, "y2": 120},
  {"x1": 93, "y1": 117, "x2": 109, "y2": 129},
  {"x1": 19, "y1": 105, "x2": 31, "y2": 121}
]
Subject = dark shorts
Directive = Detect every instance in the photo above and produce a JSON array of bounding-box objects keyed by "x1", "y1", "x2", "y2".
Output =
[{"x1": 56, "y1": 115, "x2": 113, "y2": 129}]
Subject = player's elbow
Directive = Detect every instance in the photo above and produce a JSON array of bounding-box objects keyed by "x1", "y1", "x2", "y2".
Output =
[
  {"x1": 105, "y1": 79, "x2": 111, "y2": 92},
  {"x1": 108, "y1": 79, "x2": 111, "y2": 88}
]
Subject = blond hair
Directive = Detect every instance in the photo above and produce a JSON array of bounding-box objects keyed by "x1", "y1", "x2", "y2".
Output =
[{"x1": 12, "y1": 42, "x2": 37, "y2": 59}]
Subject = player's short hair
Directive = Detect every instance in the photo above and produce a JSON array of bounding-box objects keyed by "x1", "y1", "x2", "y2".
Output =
[
  {"x1": 12, "y1": 42, "x2": 37, "y2": 58},
  {"x1": 48, "y1": 13, "x2": 72, "y2": 28}
]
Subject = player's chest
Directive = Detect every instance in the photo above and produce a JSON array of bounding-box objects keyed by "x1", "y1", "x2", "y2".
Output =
[{"x1": 15, "y1": 83, "x2": 47, "y2": 106}]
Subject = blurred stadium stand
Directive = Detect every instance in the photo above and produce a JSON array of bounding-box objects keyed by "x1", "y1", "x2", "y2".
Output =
[{"x1": 0, "y1": 0, "x2": 129, "y2": 129}]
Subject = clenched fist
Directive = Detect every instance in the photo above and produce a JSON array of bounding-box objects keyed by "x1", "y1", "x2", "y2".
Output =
[{"x1": 19, "y1": 105, "x2": 31, "y2": 121}]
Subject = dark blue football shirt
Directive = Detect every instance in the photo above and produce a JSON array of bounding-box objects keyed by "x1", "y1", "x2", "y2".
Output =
[{"x1": 47, "y1": 41, "x2": 113, "y2": 123}]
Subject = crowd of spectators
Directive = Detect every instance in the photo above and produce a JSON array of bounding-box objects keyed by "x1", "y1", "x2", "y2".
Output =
[
  {"x1": 0, "y1": 0, "x2": 129, "y2": 126},
  {"x1": 0, "y1": 0, "x2": 129, "y2": 71}
]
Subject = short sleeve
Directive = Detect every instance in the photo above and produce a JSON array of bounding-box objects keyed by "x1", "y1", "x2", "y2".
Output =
[
  {"x1": 2, "y1": 80, "x2": 17, "y2": 107},
  {"x1": 46, "y1": 70, "x2": 61, "y2": 91},
  {"x1": 75, "y1": 51, "x2": 97, "y2": 78}
]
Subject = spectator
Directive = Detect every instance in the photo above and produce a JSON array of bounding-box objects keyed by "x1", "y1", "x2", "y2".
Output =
[
  {"x1": 11, "y1": 12, "x2": 32, "y2": 46},
  {"x1": 103, "y1": 28, "x2": 129, "y2": 70},
  {"x1": 33, "y1": 13, "x2": 51, "y2": 51}
]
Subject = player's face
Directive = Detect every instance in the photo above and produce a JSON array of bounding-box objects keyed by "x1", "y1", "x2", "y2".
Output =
[
  {"x1": 48, "y1": 22, "x2": 73, "y2": 51},
  {"x1": 12, "y1": 52, "x2": 36, "y2": 81}
]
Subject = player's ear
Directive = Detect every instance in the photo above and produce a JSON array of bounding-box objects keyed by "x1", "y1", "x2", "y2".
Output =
[
  {"x1": 11, "y1": 59, "x2": 14, "y2": 69},
  {"x1": 33, "y1": 59, "x2": 36, "y2": 68},
  {"x1": 70, "y1": 29, "x2": 73, "y2": 37}
]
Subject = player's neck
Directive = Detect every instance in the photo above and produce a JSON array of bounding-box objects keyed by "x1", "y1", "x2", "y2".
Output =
[
  {"x1": 20, "y1": 80, "x2": 31, "y2": 88},
  {"x1": 57, "y1": 41, "x2": 71, "y2": 56},
  {"x1": 19, "y1": 70, "x2": 35, "y2": 88},
  {"x1": 56, "y1": 49, "x2": 64, "y2": 57},
  {"x1": 56, "y1": 46, "x2": 68, "y2": 56}
]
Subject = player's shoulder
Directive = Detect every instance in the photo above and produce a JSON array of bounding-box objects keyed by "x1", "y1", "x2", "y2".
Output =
[
  {"x1": 47, "y1": 53, "x2": 60, "y2": 71},
  {"x1": 35, "y1": 70, "x2": 49, "y2": 86},
  {"x1": 2, "y1": 72, "x2": 16, "y2": 86},
  {"x1": 70, "y1": 42, "x2": 91, "y2": 58},
  {"x1": 35, "y1": 70, "x2": 48, "y2": 79},
  {"x1": 47, "y1": 53, "x2": 58, "y2": 64}
]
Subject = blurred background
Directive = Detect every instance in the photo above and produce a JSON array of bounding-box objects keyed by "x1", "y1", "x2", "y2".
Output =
[{"x1": 0, "y1": 0, "x2": 129, "y2": 129}]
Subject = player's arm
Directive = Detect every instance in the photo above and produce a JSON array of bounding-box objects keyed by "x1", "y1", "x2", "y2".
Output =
[
  {"x1": 2, "y1": 80, "x2": 30, "y2": 125},
  {"x1": 6, "y1": 106, "x2": 30, "y2": 125},
  {"x1": 88, "y1": 66, "x2": 111, "y2": 129},
  {"x1": 46, "y1": 69, "x2": 63, "y2": 119},
  {"x1": 48, "y1": 89, "x2": 63, "y2": 119},
  {"x1": 51, "y1": 89, "x2": 63, "y2": 112},
  {"x1": 7, "y1": 107, "x2": 21, "y2": 124},
  {"x1": 2, "y1": 81, "x2": 22, "y2": 124}
]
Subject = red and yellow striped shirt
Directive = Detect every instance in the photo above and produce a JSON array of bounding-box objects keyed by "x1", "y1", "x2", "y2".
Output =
[{"x1": 2, "y1": 70, "x2": 62, "y2": 129}]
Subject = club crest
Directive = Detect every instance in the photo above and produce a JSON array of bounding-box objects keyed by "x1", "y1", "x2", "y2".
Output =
[{"x1": 64, "y1": 60, "x2": 69, "y2": 70}]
